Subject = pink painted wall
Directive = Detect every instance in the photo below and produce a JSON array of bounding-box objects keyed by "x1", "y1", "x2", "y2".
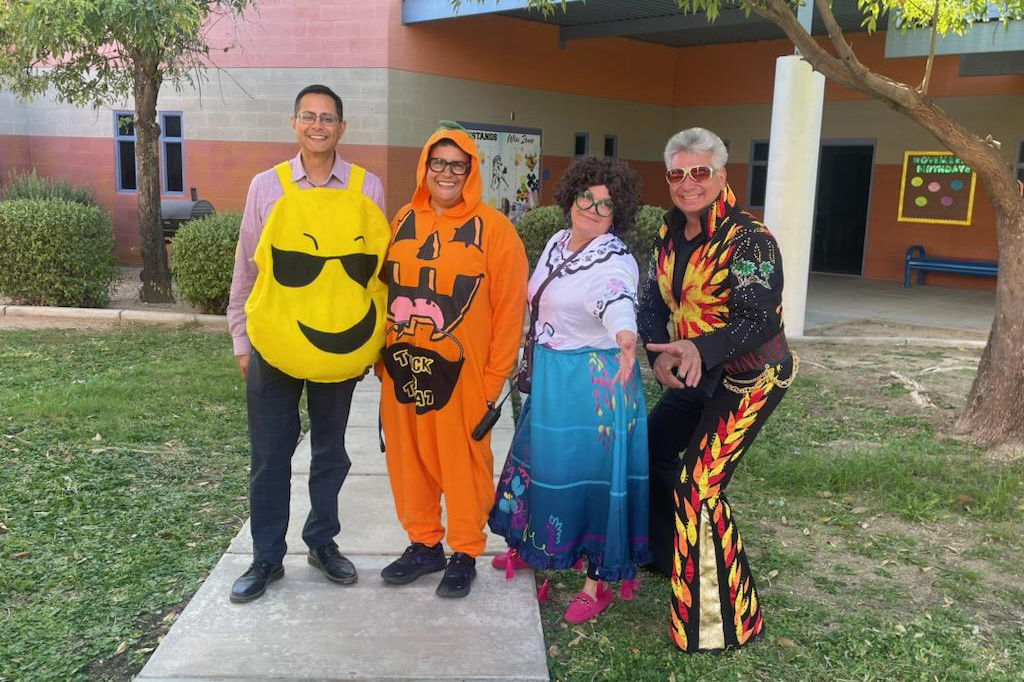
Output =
[{"x1": 202, "y1": 0, "x2": 390, "y2": 68}]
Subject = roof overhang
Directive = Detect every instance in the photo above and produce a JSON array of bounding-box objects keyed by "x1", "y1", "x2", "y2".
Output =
[
  {"x1": 884, "y1": 7, "x2": 1024, "y2": 75},
  {"x1": 402, "y1": 0, "x2": 871, "y2": 47}
]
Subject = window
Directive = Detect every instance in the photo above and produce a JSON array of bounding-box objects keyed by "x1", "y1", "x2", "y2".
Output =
[
  {"x1": 574, "y1": 133, "x2": 588, "y2": 156},
  {"x1": 161, "y1": 112, "x2": 184, "y2": 194},
  {"x1": 1016, "y1": 141, "x2": 1024, "y2": 184},
  {"x1": 113, "y1": 111, "x2": 185, "y2": 194},
  {"x1": 603, "y1": 134, "x2": 618, "y2": 158},
  {"x1": 114, "y1": 112, "x2": 136, "y2": 192},
  {"x1": 748, "y1": 140, "x2": 769, "y2": 208}
]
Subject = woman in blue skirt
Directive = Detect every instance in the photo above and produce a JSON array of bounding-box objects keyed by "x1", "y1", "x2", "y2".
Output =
[{"x1": 489, "y1": 156, "x2": 650, "y2": 623}]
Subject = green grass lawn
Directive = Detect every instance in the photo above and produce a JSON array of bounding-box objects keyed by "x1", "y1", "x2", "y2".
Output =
[
  {"x1": 1, "y1": 328, "x2": 1022, "y2": 682},
  {"x1": 0, "y1": 327, "x2": 249, "y2": 682},
  {"x1": 539, "y1": 346, "x2": 1024, "y2": 681}
]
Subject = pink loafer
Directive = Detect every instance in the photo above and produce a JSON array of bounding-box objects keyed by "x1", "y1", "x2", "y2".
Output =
[
  {"x1": 563, "y1": 586, "x2": 614, "y2": 623},
  {"x1": 491, "y1": 549, "x2": 530, "y2": 579}
]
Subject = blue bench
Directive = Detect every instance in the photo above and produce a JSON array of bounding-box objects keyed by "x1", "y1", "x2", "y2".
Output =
[{"x1": 903, "y1": 245, "x2": 997, "y2": 287}]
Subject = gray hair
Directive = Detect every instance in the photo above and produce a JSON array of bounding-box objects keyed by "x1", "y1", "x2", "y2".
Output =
[{"x1": 663, "y1": 127, "x2": 728, "y2": 170}]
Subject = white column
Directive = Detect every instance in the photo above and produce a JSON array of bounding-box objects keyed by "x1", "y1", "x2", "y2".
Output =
[{"x1": 762, "y1": 55, "x2": 825, "y2": 338}]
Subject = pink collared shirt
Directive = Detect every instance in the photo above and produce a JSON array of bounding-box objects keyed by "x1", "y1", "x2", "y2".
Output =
[{"x1": 227, "y1": 152, "x2": 386, "y2": 356}]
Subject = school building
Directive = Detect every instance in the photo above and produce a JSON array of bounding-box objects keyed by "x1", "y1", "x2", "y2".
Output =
[{"x1": 0, "y1": 0, "x2": 1020, "y2": 290}]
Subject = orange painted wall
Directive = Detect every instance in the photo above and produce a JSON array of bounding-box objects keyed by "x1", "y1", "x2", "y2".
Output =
[
  {"x1": 672, "y1": 32, "x2": 1024, "y2": 106},
  {"x1": 1, "y1": 135, "x2": 389, "y2": 262},
  {"x1": 863, "y1": 164, "x2": 997, "y2": 289},
  {"x1": 386, "y1": 7, "x2": 678, "y2": 105},
  {"x1": 386, "y1": 10, "x2": 1022, "y2": 106},
  {"x1": 183, "y1": 140, "x2": 389, "y2": 216},
  {"x1": 0, "y1": 135, "x2": 32, "y2": 176}
]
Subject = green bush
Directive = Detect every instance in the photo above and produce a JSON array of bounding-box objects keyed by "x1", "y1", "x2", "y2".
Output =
[
  {"x1": 515, "y1": 203, "x2": 667, "y2": 277},
  {"x1": 622, "y1": 204, "x2": 667, "y2": 280},
  {"x1": 515, "y1": 205, "x2": 565, "y2": 269},
  {"x1": 0, "y1": 199, "x2": 115, "y2": 307},
  {"x1": 170, "y1": 213, "x2": 241, "y2": 315},
  {"x1": 2, "y1": 169, "x2": 95, "y2": 206}
]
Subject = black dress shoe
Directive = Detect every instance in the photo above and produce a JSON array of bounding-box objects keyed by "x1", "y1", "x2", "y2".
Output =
[
  {"x1": 230, "y1": 561, "x2": 284, "y2": 603},
  {"x1": 380, "y1": 542, "x2": 446, "y2": 585},
  {"x1": 436, "y1": 552, "x2": 476, "y2": 598},
  {"x1": 308, "y1": 542, "x2": 358, "y2": 585}
]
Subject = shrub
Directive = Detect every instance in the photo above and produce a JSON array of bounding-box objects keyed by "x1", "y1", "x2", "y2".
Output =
[
  {"x1": 2, "y1": 169, "x2": 95, "y2": 206},
  {"x1": 170, "y1": 213, "x2": 241, "y2": 315},
  {"x1": 515, "y1": 203, "x2": 667, "y2": 278},
  {"x1": 0, "y1": 199, "x2": 115, "y2": 307},
  {"x1": 515, "y1": 205, "x2": 565, "y2": 269},
  {"x1": 622, "y1": 204, "x2": 667, "y2": 281}
]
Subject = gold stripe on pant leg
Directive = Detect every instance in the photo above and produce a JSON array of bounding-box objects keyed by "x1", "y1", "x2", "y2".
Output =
[{"x1": 697, "y1": 502, "x2": 725, "y2": 651}]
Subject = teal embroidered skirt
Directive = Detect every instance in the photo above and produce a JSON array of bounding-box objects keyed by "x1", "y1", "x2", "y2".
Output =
[{"x1": 488, "y1": 345, "x2": 651, "y2": 581}]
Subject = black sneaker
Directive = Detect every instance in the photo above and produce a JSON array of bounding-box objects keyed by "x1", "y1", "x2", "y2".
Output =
[
  {"x1": 230, "y1": 560, "x2": 284, "y2": 603},
  {"x1": 380, "y1": 542, "x2": 446, "y2": 585},
  {"x1": 436, "y1": 552, "x2": 476, "y2": 598},
  {"x1": 308, "y1": 541, "x2": 358, "y2": 585}
]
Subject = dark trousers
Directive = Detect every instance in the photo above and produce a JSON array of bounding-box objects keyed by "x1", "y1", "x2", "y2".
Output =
[{"x1": 247, "y1": 349, "x2": 357, "y2": 565}]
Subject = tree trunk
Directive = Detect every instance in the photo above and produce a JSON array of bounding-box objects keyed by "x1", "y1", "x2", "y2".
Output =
[
  {"x1": 955, "y1": 170, "x2": 1024, "y2": 442},
  {"x1": 133, "y1": 55, "x2": 174, "y2": 303}
]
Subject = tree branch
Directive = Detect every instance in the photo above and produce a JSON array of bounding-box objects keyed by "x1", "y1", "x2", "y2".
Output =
[
  {"x1": 918, "y1": 3, "x2": 940, "y2": 95},
  {"x1": 811, "y1": 0, "x2": 869, "y2": 81}
]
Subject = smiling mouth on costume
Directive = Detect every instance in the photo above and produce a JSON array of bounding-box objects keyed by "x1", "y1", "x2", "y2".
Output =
[
  {"x1": 297, "y1": 302, "x2": 377, "y2": 354},
  {"x1": 390, "y1": 297, "x2": 445, "y2": 330}
]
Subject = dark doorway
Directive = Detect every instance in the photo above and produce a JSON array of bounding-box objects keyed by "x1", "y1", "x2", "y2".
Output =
[{"x1": 811, "y1": 144, "x2": 873, "y2": 275}]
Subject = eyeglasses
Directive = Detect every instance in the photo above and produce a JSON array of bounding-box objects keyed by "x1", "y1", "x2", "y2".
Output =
[
  {"x1": 665, "y1": 165, "x2": 716, "y2": 184},
  {"x1": 427, "y1": 157, "x2": 470, "y2": 175},
  {"x1": 575, "y1": 190, "x2": 615, "y2": 217},
  {"x1": 296, "y1": 111, "x2": 340, "y2": 126}
]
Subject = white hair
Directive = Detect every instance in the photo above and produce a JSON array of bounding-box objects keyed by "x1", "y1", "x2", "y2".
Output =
[{"x1": 663, "y1": 127, "x2": 728, "y2": 170}]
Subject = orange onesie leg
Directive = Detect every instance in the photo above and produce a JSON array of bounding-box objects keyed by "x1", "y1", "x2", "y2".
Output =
[{"x1": 381, "y1": 320, "x2": 495, "y2": 556}]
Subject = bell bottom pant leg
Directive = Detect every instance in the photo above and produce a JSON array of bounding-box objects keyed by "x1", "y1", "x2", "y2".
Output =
[
  {"x1": 382, "y1": 401, "x2": 445, "y2": 548},
  {"x1": 247, "y1": 350, "x2": 303, "y2": 566},
  {"x1": 669, "y1": 364, "x2": 791, "y2": 653},
  {"x1": 647, "y1": 388, "x2": 707, "y2": 577},
  {"x1": 301, "y1": 377, "x2": 357, "y2": 551}
]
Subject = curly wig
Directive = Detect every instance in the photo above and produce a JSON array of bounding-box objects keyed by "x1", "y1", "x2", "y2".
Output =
[{"x1": 553, "y1": 156, "x2": 641, "y2": 235}]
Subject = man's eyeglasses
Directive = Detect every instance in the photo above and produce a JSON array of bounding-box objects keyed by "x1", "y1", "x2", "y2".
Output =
[
  {"x1": 427, "y1": 157, "x2": 470, "y2": 175},
  {"x1": 575, "y1": 190, "x2": 615, "y2": 217},
  {"x1": 296, "y1": 111, "x2": 340, "y2": 126},
  {"x1": 665, "y1": 165, "x2": 716, "y2": 184}
]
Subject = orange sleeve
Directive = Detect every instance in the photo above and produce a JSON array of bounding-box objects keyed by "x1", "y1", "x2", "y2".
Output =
[{"x1": 482, "y1": 217, "x2": 529, "y2": 402}]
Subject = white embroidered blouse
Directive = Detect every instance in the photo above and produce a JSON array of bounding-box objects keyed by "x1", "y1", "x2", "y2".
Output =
[{"x1": 528, "y1": 229, "x2": 639, "y2": 351}]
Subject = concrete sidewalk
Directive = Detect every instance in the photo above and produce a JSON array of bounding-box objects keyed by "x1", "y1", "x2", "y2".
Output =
[{"x1": 135, "y1": 380, "x2": 549, "y2": 682}]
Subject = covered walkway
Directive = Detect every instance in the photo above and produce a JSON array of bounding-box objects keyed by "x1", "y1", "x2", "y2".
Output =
[{"x1": 804, "y1": 273, "x2": 995, "y2": 334}]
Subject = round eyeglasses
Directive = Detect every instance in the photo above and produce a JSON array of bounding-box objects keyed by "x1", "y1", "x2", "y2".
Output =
[
  {"x1": 575, "y1": 190, "x2": 615, "y2": 217},
  {"x1": 427, "y1": 157, "x2": 470, "y2": 175}
]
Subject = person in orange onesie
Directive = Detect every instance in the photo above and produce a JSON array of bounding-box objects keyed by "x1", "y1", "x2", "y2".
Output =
[{"x1": 379, "y1": 124, "x2": 528, "y2": 598}]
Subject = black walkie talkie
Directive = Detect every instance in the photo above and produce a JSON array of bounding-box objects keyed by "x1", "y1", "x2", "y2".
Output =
[{"x1": 471, "y1": 365, "x2": 521, "y2": 441}]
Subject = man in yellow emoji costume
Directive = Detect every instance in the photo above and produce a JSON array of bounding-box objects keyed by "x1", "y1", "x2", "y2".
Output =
[
  {"x1": 379, "y1": 124, "x2": 527, "y2": 598},
  {"x1": 226, "y1": 85, "x2": 389, "y2": 603}
]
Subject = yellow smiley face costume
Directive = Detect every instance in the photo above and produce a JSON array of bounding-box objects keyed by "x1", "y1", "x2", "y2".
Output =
[{"x1": 245, "y1": 162, "x2": 389, "y2": 382}]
